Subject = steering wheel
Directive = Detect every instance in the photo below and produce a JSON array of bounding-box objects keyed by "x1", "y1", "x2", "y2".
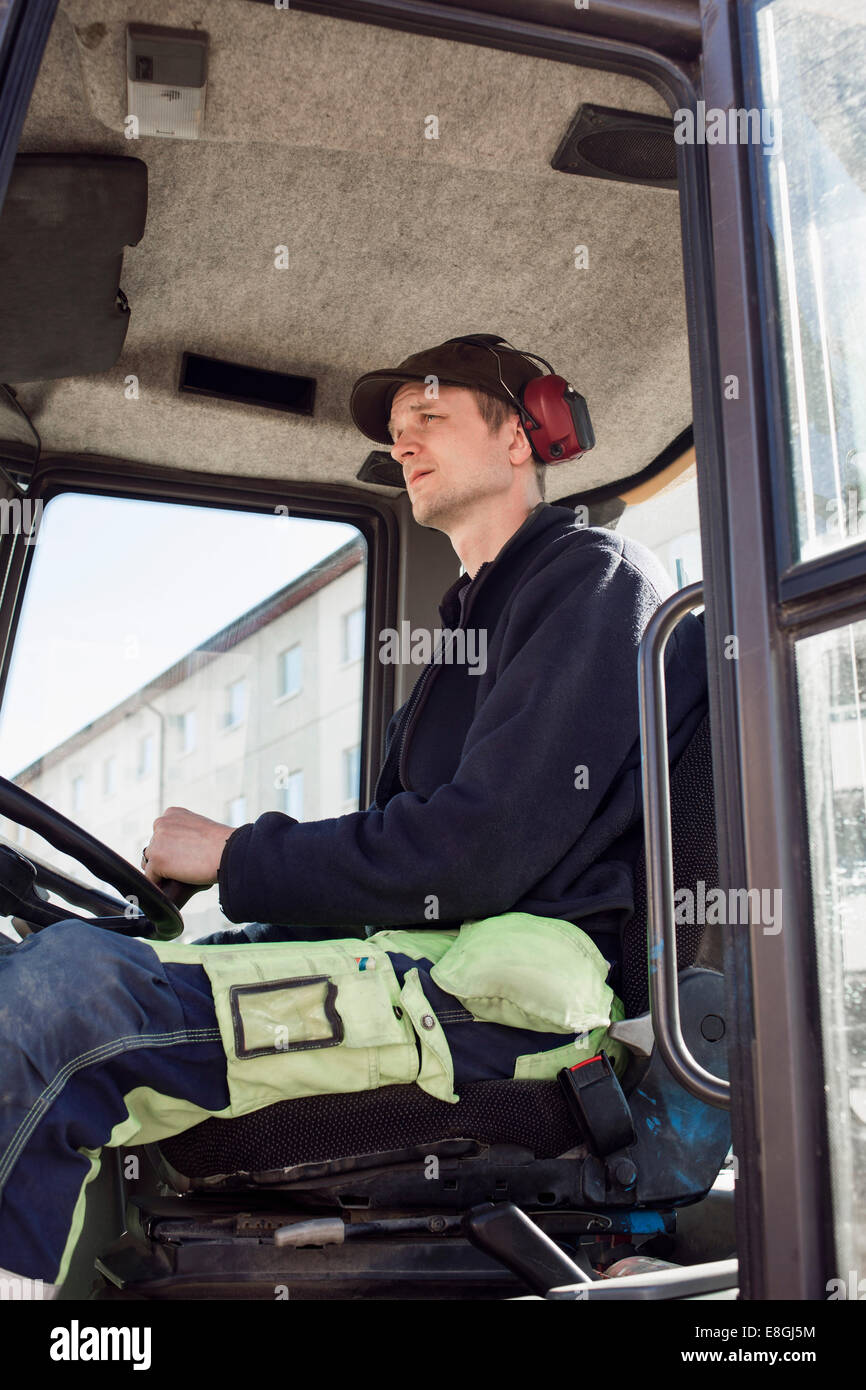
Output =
[{"x1": 0, "y1": 774, "x2": 194, "y2": 940}]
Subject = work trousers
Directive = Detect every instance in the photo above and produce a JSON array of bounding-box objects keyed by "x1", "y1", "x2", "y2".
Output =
[{"x1": 0, "y1": 916, "x2": 618, "y2": 1286}]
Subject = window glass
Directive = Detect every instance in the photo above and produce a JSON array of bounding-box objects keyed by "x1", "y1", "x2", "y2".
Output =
[
  {"x1": 612, "y1": 459, "x2": 703, "y2": 590},
  {"x1": 342, "y1": 607, "x2": 364, "y2": 664},
  {"x1": 278, "y1": 644, "x2": 302, "y2": 698},
  {"x1": 753, "y1": 0, "x2": 866, "y2": 564},
  {"x1": 137, "y1": 735, "x2": 154, "y2": 778},
  {"x1": 281, "y1": 770, "x2": 304, "y2": 820},
  {"x1": 102, "y1": 756, "x2": 117, "y2": 797},
  {"x1": 0, "y1": 495, "x2": 365, "y2": 941},
  {"x1": 795, "y1": 616, "x2": 866, "y2": 1279},
  {"x1": 224, "y1": 678, "x2": 247, "y2": 730},
  {"x1": 180, "y1": 710, "x2": 196, "y2": 755},
  {"x1": 343, "y1": 744, "x2": 361, "y2": 805}
]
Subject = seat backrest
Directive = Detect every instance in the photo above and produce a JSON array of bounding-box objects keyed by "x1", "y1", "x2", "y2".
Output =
[{"x1": 621, "y1": 708, "x2": 720, "y2": 1017}]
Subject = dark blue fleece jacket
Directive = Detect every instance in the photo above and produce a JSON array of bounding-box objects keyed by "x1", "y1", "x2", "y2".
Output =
[{"x1": 216, "y1": 503, "x2": 708, "y2": 952}]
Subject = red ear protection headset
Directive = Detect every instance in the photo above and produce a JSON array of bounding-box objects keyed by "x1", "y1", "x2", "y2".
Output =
[{"x1": 442, "y1": 334, "x2": 595, "y2": 465}]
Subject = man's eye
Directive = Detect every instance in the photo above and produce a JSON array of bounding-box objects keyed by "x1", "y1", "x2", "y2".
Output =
[{"x1": 391, "y1": 414, "x2": 439, "y2": 441}]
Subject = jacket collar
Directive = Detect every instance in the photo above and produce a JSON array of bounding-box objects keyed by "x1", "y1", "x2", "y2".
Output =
[{"x1": 437, "y1": 501, "x2": 571, "y2": 627}]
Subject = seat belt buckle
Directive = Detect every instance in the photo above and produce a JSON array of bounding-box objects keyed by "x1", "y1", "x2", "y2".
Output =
[{"x1": 557, "y1": 1051, "x2": 636, "y2": 1156}]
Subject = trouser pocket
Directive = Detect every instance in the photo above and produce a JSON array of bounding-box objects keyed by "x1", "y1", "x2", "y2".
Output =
[{"x1": 194, "y1": 938, "x2": 420, "y2": 1115}]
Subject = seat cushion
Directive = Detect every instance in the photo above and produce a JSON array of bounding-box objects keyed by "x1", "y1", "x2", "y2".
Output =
[{"x1": 158, "y1": 1078, "x2": 583, "y2": 1180}]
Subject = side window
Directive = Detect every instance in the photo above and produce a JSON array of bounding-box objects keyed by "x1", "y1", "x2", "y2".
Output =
[
  {"x1": 612, "y1": 450, "x2": 703, "y2": 590},
  {"x1": 0, "y1": 494, "x2": 366, "y2": 941},
  {"x1": 753, "y1": 0, "x2": 866, "y2": 565},
  {"x1": 747, "y1": 0, "x2": 866, "y2": 1281}
]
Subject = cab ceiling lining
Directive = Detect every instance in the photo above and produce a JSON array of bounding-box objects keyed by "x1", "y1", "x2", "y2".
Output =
[{"x1": 9, "y1": 0, "x2": 692, "y2": 501}]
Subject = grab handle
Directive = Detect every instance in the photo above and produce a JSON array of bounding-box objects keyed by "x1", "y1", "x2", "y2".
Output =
[{"x1": 637, "y1": 582, "x2": 730, "y2": 1110}]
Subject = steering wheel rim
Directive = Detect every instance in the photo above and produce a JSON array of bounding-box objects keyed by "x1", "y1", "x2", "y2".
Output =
[{"x1": 0, "y1": 775, "x2": 185, "y2": 940}]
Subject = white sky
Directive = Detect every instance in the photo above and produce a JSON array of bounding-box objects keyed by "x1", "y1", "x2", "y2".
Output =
[{"x1": 0, "y1": 493, "x2": 361, "y2": 777}]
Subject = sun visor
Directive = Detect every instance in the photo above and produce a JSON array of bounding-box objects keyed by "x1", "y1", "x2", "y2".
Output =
[{"x1": 0, "y1": 154, "x2": 147, "y2": 382}]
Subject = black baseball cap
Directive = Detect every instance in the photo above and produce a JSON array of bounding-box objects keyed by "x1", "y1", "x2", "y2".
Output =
[{"x1": 349, "y1": 334, "x2": 546, "y2": 446}]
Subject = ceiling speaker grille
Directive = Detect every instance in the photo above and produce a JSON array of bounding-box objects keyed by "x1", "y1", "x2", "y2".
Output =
[
  {"x1": 578, "y1": 128, "x2": 677, "y2": 183},
  {"x1": 552, "y1": 105, "x2": 678, "y2": 190}
]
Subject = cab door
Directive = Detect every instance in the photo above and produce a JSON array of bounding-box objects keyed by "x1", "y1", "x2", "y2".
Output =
[{"x1": 700, "y1": 0, "x2": 866, "y2": 1299}]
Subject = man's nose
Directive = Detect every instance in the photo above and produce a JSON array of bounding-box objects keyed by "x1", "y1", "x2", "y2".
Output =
[{"x1": 390, "y1": 429, "x2": 420, "y2": 465}]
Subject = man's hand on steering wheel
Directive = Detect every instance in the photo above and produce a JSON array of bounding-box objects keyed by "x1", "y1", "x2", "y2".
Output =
[
  {"x1": 0, "y1": 775, "x2": 192, "y2": 938},
  {"x1": 142, "y1": 807, "x2": 235, "y2": 890}
]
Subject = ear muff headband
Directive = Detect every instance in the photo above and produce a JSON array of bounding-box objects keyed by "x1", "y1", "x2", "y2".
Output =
[{"x1": 442, "y1": 334, "x2": 595, "y2": 465}]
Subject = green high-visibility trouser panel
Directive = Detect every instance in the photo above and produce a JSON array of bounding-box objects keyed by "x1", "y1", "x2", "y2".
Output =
[{"x1": 149, "y1": 913, "x2": 627, "y2": 1113}]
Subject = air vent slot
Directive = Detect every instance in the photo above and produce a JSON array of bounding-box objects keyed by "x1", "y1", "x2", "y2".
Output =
[{"x1": 178, "y1": 352, "x2": 316, "y2": 415}]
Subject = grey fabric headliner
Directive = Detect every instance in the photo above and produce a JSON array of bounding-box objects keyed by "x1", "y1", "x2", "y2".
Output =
[{"x1": 9, "y1": 0, "x2": 691, "y2": 499}]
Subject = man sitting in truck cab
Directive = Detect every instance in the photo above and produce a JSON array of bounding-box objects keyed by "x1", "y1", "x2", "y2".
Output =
[{"x1": 0, "y1": 334, "x2": 709, "y2": 1293}]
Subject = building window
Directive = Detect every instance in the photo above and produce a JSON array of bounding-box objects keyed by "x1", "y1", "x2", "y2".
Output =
[
  {"x1": 278, "y1": 644, "x2": 302, "y2": 698},
  {"x1": 102, "y1": 756, "x2": 117, "y2": 797},
  {"x1": 281, "y1": 770, "x2": 304, "y2": 821},
  {"x1": 179, "y1": 709, "x2": 197, "y2": 754},
  {"x1": 226, "y1": 795, "x2": 247, "y2": 828},
  {"x1": 71, "y1": 775, "x2": 85, "y2": 813},
  {"x1": 224, "y1": 678, "x2": 247, "y2": 729},
  {"x1": 138, "y1": 734, "x2": 154, "y2": 778},
  {"x1": 342, "y1": 607, "x2": 364, "y2": 664},
  {"x1": 343, "y1": 745, "x2": 360, "y2": 802}
]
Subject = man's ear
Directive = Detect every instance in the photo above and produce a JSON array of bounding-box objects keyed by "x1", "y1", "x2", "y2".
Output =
[{"x1": 506, "y1": 413, "x2": 534, "y2": 467}]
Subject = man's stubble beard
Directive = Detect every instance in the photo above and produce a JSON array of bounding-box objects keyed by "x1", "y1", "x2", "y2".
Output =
[{"x1": 411, "y1": 471, "x2": 492, "y2": 531}]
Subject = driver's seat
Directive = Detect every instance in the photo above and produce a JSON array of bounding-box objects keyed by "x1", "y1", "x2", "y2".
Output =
[{"x1": 90, "y1": 710, "x2": 733, "y2": 1300}]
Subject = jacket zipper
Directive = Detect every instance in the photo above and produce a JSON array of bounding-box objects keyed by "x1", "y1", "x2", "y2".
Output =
[
  {"x1": 382, "y1": 505, "x2": 551, "y2": 798},
  {"x1": 375, "y1": 590, "x2": 468, "y2": 802},
  {"x1": 395, "y1": 625, "x2": 457, "y2": 792}
]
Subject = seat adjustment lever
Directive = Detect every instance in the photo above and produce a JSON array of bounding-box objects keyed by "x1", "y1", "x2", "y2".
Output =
[{"x1": 462, "y1": 1201, "x2": 592, "y2": 1294}]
